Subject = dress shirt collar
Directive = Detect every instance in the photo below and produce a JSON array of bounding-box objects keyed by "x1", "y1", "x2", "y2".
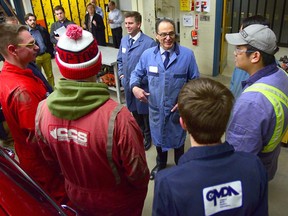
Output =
[{"x1": 130, "y1": 31, "x2": 141, "y2": 42}]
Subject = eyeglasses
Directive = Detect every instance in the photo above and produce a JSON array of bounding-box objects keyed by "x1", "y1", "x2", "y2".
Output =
[
  {"x1": 157, "y1": 32, "x2": 176, "y2": 38},
  {"x1": 234, "y1": 48, "x2": 255, "y2": 55},
  {"x1": 17, "y1": 40, "x2": 36, "y2": 48}
]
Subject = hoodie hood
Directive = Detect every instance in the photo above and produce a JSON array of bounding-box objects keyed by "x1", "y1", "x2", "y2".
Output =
[{"x1": 47, "y1": 79, "x2": 110, "y2": 120}]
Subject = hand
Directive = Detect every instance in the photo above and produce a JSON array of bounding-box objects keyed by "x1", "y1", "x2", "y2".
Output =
[
  {"x1": 132, "y1": 86, "x2": 150, "y2": 103},
  {"x1": 171, "y1": 103, "x2": 178, "y2": 112}
]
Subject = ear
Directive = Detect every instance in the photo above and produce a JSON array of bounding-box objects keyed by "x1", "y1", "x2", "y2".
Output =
[
  {"x1": 250, "y1": 51, "x2": 261, "y2": 64},
  {"x1": 137, "y1": 23, "x2": 141, "y2": 29},
  {"x1": 155, "y1": 33, "x2": 160, "y2": 41},
  {"x1": 179, "y1": 117, "x2": 187, "y2": 130},
  {"x1": 7, "y1": 44, "x2": 17, "y2": 56}
]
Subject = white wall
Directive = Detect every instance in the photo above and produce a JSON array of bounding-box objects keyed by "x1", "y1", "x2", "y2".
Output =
[
  {"x1": 22, "y1": 0, "x2": 33, "y2": 14},
  {"x1": 179, "y1": 1, "x2": 216, "y2": 76},
  {"x1": 139, "y1": 0, "x2": 157, "y2": 37},
  {"x1": 120, "y1": 0, "x2": 156, "y2": 38},
  {"x1": 122, "y1": 0, "x2": 217, "y2": 76}
]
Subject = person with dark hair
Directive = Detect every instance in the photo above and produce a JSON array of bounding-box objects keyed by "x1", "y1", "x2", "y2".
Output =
[
  {"x1": 25, "y1": 13, "x2": 55, "y2": 87},
  {"x1": 35, "y1": 24, "x2": 149, "y2": 215},
  {"x1": 117, "y1": 11, "x2": 156, "y2": 151},
  {"x1": 108, "y1": 1, "x2": 123, "y2": 48},
  {"x1": 50, "y1": 5, "x2": 74, "y2": 45},
  {"x1": 130, "y1": 18, "x2": 199, "y2": 180},
  {"x1": 0, "y1": 23, "x2": 66, "y2": 202},
  {"x1": 153, "y1": 78, "x2": 268, "y2": 216},
  {"x1": 230, "y1": 15, "x2": 270, "y2": 99},
  {"x1": 225, "y1": 24, "x2": 288, "y2": 181},
  {"x1": 83, "y1": 3, "x2": 106, "y2": 46}
]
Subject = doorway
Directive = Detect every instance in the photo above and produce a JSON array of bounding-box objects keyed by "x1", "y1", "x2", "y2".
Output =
[
  {"x1": 213, "y1": 0, "x2": 232, "y2": 75},
  {"x1": 229, "y1": 0, "x2": 288, "y2": 47}
]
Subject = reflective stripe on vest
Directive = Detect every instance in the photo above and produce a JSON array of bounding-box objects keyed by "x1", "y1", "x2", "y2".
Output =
[{"x1": 243, "y1": 83, "x2": 288, "y2": 153}]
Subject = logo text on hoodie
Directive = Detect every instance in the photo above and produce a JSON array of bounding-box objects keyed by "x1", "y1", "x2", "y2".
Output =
[{"x1": 49, "y1": 126, "x2": 89, "y2": 147}]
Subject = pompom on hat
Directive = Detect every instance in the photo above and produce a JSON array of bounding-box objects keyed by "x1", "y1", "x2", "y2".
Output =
[{"x1": 56, "y1": 24, "x2": 102, "y2": 80}]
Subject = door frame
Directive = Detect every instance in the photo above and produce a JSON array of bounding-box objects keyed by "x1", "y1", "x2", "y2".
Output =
[
  {"x1": 212, "y1": 0, "x2": 224, "y2": 76},
  {"x1": 213, "y1": 0, "x2": 232, "y2": 76}
]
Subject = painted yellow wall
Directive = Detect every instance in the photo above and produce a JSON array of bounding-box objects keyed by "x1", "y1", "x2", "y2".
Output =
[{"x1": 30, "y1": 0, "x2": 111, "y2": 42}]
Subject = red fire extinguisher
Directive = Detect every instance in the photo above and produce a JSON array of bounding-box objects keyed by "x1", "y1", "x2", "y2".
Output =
[{"x1": 191, "y1": 29, "x2": 198, "y2": 46}]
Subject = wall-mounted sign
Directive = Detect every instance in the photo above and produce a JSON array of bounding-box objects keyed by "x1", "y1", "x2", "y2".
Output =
[
  {"x1": 180, "y1": 0, "x2": 191, "y2": 11},
  {"x1": 183, "y1": 14, "x2": 194, "y2": 27}
]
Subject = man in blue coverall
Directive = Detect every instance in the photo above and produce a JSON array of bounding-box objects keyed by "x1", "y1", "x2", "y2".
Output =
[
  {"x1": 225, "y1": 24, "x2": 288, "y2": 181},
  {"x1": 117, "y1": 11, "x2": 156, "y2": 151},
  {"x1": 130, "y1": 18, "x2": 199, "y2": 180},
  {"x1": 153, "y1": 78, "x2": 268, "y2": 216}
]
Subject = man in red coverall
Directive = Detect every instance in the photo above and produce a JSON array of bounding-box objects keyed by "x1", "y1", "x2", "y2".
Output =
[
  {"x1": 0, "y1": 24, "x2": 67, "y2": 203},
  {"x1": 35, "y1": 24, "x2": 150, "y2": 216}
]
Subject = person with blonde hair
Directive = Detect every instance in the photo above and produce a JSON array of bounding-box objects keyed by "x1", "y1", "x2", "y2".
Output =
[
  {"x1": 84, "y1": 3, "x2": 106, "y2": 46},
  {"x1": 90, "y1": 0, "x2": 104, "y2": 18}
]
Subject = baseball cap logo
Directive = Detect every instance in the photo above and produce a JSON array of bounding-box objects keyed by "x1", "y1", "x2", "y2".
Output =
[{"x1": 240, "y1": 30, "x2": 248, "y2": 38}]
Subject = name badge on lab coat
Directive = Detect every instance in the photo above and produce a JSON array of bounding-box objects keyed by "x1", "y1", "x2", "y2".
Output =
[{"x1": 149, "y1": 66, "x2": 158, "y2": 73}]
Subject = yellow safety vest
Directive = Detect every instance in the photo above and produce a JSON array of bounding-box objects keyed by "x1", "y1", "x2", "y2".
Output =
[
  {"x1": 282, "y1": 130, "x2": 288, "y2": 144},
  {"x1": 243, "y1": 82, "x2": 288, "y2": 153}
]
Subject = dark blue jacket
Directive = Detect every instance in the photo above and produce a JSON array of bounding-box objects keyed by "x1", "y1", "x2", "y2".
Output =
[{"x1": 153, "y1": 142, "x2": 268, "y2": 216}]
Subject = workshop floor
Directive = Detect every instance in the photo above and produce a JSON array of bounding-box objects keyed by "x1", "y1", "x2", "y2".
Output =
[
  {"x1": 51, "y1": 44, "x2": 288, "y2": 216},
  {"x1": 1, "y1": 43, "x2": 287, "y2": 215}
]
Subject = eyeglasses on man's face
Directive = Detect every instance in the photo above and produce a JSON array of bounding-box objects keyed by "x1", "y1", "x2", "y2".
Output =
[
  {"x1": 234, "y1": 47, "x2": 255, "y2": 55},
  {"x1": 17, "y1": 40, "x2": 36, "y2": 49},
  {"x1": 157, "y1": 32, "x2": 176, "y2": 39}
]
